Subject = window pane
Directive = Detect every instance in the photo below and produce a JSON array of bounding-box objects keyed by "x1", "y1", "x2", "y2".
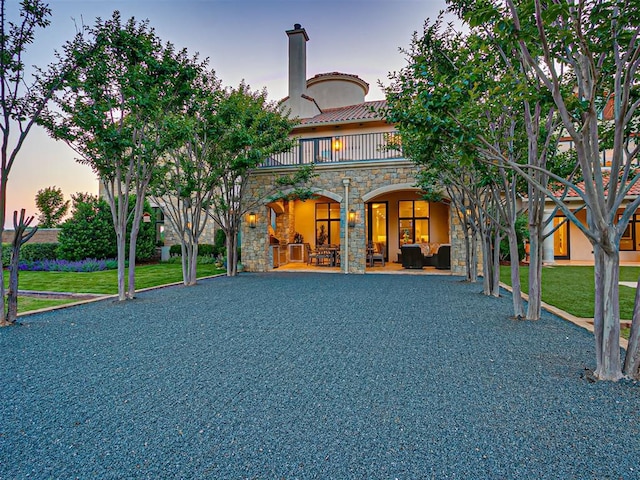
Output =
[
  {"x1": 329, "y1": 203, "x2": 340, "y2": 219},
  {"x1": 400, "y1": 219, "x2": 413, "y2": 245},
  {"x1": 415, "y1": 200, "x2": 429, "y2": 218},
  {"x1": 399, "y1": 201, "x2": 413, "y2": 218},
  {"x1": 415, "y1": 219, "x2": 429, "y2": 243},
  {"x1": 316, "y1": 221, "x2": 329, "y2": 246},
  {"x1": 316, "y1": 203, "x2": 329, "y2": 220},
  {"x1": 329, "y1": 221, "x2": 341, "y2": 246}
]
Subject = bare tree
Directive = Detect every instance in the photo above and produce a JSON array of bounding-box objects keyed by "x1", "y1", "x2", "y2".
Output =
[{"x1": 2, "y1": 209, "x2": 37, "y2": 325}]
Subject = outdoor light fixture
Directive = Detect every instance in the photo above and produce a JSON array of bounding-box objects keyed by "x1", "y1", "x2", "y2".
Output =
[
  {"x1": 142, "y1": 212, "x2": 152, "y2": 223},
  {"x1": 248, "y1": 212, "x2": 257, "y2": 228},
  {"x1": 348, "y1": 209, "x2": 356, "y2": 228},
  {"x1": 333, "y1": 137, "x2": 343, "y2": 151}
]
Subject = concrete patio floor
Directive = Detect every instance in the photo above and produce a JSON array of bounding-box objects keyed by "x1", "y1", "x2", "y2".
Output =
[{"x1": 1, "y1": 273, "x2": 639, "y2": 478}]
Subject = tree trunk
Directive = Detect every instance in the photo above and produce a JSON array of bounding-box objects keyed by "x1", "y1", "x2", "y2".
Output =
[
  {"x1": 6, "y1": 238, "x2": 21, "y2": 322},
  {"x1": 464, "y1": 228, "x2": 478, "y2": 283},
  {"x1": 527, "y1": 222, "x2": 543, "y2": 320},
  {"x1": 491, "y1": 231, "x2": 501, "y2": 298},
  {"x1": 0, "y1": 175, "x2": 7, "y2": 325},
  {"x1": 469, "y1": 230, "x2": 478, "y2": 282},
  {"x1": 116, "y1": 228, "x2": 127, "y2": 302},
  {"x1": 3, "y1": 209, "x2": 38, "y2": 324},
  {"x1": 187, "y1": 242, "x2": 198, "y2": 285},
  {"x1": 593, "y1": 244, "x2": 623, "y2": 381},
  {"x1": 226, "y1": 226, "x2": 238, "y2": 277},
  {"x1": 623, "y1": 272, "x2": 640, "y2": 379},
  {"x1": 127, "y1": 199, "x2": 146, "y2": 299},
  {"x1": 508, "y1": 229, "x2": 525, "y2": 318},
  {"x1": 481, "y1": 231, "x2": 493, "y2": 296}
]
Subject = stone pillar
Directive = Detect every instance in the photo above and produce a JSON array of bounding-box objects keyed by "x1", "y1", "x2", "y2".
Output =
[
  {"x1": 542, "y1": 209, "x2": 555, "y2": 264},
  {"x1": 242, "y1": 206, "x2": 269, "y2": 272},
  {"x1": 348, "y1": 201, "x2": 366, "y2": 274}
]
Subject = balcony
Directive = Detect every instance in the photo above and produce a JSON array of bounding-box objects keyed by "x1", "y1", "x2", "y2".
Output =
[{"x1": 261, "y1": 131, "x2": 404, "y2": 168}]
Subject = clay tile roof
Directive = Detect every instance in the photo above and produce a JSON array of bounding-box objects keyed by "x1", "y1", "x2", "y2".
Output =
[
  {"x1": 298, "y1": 100, "x2": 387, "y2": 126},
  {"x1": 552, "y1": 170, "x2": 640, "y2": 198},
  {"x1": 308, "y1": 71, "x2": 367, "y2": 82}
]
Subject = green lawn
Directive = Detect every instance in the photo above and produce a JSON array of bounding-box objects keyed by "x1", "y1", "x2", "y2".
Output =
[
  {"x1": 17, "y1": 297, "x2": 81, "y2": 312},
  {"x1": 5, "y1": 263, "x2": 224, "y2": 315},
  {"x1": 500, "y1": 265, "x2": 640, "y2": 320},
  {"x1": 4, "y1": 263, "x2": 224, "y2": 297}
]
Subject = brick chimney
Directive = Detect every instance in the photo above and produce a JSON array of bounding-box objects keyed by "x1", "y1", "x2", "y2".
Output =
[{"x1": 286, "y1": 23, "x2": 309, "y2": 117}]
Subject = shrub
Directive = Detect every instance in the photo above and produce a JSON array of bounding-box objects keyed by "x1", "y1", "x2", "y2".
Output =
[
  {"x1": 1, "y1": 243, "x2": 10, "y2": 267},
  {"x1": 21, "y1": 243, "x2": 59, "y2": 262},
  {"x1": 58, "y1": 193, "x2": 156, "y2": 262},
  {"x1": 500, "y1": 214, "x2": 529, "y2": 262},
  {"x1": 213, "y1": 229, "x2": 226, "y2": 257},
  {"x1": 58, "y1": 194, "x2": 116, "y2": 261},
  {"x1": 198, "y1": 244, "x2": 214, "y2": 256},
  {"x1": 162, "y1": 255, "x2": 219, "y2": 265},
  {"x1": 170, "y1": 244, "x2": 182, "y2": 256},
  {"x1": 2, "y1": 242, "x2": 59, "y2": 266}
]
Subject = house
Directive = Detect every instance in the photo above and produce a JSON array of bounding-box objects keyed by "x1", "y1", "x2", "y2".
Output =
[
  {"x1": 547, "y1": 158, "x2": 640, "y2": 263},
  {"x1": 241, "y1": 25, "x2": 466, "y2": 274}
]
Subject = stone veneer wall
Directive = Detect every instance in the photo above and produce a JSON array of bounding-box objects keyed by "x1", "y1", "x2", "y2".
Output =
[
  {"x1": 241, "y1": 161, "x2": 467, "y2": 274},
  {"x1": 163, "y1": 221, "x2": 219, "y2": 248}
]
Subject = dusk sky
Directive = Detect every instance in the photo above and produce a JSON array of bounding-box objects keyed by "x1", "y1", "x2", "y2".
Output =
[{"x1": 6, "y1": 0, "x2": 451, "y2": 227}]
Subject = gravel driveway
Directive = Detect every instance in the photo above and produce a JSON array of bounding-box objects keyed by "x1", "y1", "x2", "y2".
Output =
[{"x1": 1, "y1": 273, "x2": 638, "y2": 479}]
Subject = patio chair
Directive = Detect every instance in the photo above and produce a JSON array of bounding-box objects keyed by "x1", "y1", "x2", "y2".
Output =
[
  {"x1": 370, "y1": 242, "x2": 386, "y2": 267},
  {"x1": 306, "y1": 243, "x2": 331, "y2": 265}
]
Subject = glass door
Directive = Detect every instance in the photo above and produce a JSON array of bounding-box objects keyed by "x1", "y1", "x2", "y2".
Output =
[
  {"x1": 553, "y1": 216, "x2": 570, "y2": 259},
  {"x1": 367, "y1": 202, "x2": 388, "y2": 260}
]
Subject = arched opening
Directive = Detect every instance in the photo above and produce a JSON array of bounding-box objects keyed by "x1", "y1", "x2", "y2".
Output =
[{"x1": 363, "y1": 186, "x2": 450, "y2": 268}]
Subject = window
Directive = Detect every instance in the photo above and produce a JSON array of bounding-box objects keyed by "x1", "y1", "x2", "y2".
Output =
[
  {"x1": 619, "y1": 213, "x2": 640, "y2": 251},
  {"x1": 315, "y1": 202, "x2": 340, "y2": 246},
  {"x1": 399, "y1": 200, "x2": 429, "y2": 245}
]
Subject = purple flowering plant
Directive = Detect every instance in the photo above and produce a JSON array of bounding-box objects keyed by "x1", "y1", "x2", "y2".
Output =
[{"x1": 18, "y1": 258, "x2": 118, "y2": 272}]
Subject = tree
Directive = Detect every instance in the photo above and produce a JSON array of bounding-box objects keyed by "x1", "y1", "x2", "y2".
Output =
[
  {"x1": 449, "y1": 0, "x2": 640, "y2": 380},
  {"x1": 35, "y1": 186, "x2": 69, "y2": 227},
  {"x1": 44, "y1": 12, "x2": 202, "y2": 300},
  {"x1": 385, "y1": 18, "x2": 530, "y2": 316},
  {"x1": 205, "y1": 83, "x2": 311, "y2": 277},
  {"x1": 0, "y1": 0, "x2": 77, "y2": 325},
  {"x1": 2, "y1": 210, "x2": 37, "y2": 325},
  {"x1": 150, "y1": 71, "x2": 223, "y2": 285}
]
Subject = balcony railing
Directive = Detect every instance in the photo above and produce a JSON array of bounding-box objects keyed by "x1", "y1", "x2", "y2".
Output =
[{"x1": 261, "y1": 131, "x2": 404, "y2": 167}]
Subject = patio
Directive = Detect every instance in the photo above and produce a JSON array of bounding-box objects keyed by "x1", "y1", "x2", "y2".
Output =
[{"x1": 1, "y1": 273, "x2": 638, "y2": 478}]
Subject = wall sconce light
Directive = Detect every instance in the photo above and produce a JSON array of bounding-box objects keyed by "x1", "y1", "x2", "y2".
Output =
[
  {"x1": 348, "y1": 209, "x2": 356, "y2": 228},
  {"x1": 248, "y1": 212, "x2": 257, "y2": 228},
  {"x1": 142, "y1": 212, "x2": 151, "y2": 223},
  {"x1": 333, "y1": 137, "x2": 343, "y2": 151}
]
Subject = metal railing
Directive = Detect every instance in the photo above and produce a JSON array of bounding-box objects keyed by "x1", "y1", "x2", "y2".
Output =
[{"x1": 261, "y1": 131, "x2": 404, "y2": 167}]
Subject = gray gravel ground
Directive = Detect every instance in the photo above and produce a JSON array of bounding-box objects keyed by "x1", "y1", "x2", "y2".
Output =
[{"x1": 1, "y1": 273, "x2": 639, "y2": 479}]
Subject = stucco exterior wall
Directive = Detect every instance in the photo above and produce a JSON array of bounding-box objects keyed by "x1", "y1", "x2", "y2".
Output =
[{"x1": 306, "y1": 79, "x2": 367, "y2": 110}]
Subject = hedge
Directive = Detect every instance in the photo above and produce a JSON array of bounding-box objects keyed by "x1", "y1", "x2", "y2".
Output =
[{"x1": 2, "y1": 242, "x2": 59, "y2": 267}]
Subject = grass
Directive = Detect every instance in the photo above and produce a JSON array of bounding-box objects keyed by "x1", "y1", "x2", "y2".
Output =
[
  {"x1": 3, "y1": 263, "x2": 225, "y2": 314},
  {"x1": 17, "y1": 297, "x2": 80, "y2": 312},
  {"x1": 4, "y1": 263, "x2": 224, "y2": 295},
  {"x1": 500, "y1": 265, "x2": 640, "y2": 320}
]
